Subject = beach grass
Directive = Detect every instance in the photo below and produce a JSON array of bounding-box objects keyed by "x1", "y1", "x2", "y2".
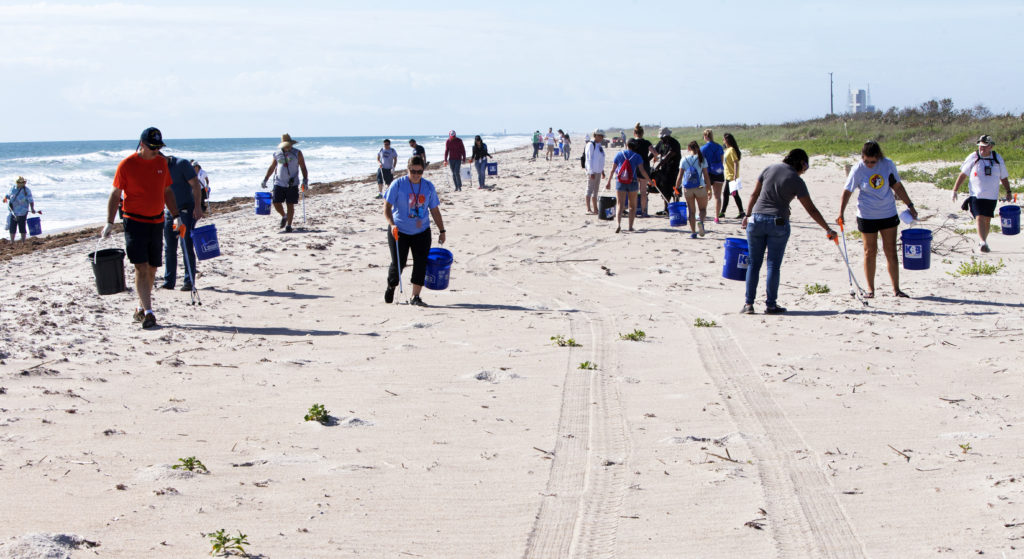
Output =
[{"x1": 660, "y1": 99, "x2": 1024, "y2": 189}]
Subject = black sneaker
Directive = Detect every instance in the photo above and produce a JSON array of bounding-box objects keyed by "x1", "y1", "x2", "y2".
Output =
[
  {"x1": 280, "y1": 217, "x2": 287, "y2": 228},
  {"x1": 141, "y1": 313, "x2": 157, "y2": 329},
  {"x1": 765, "y1": 305, "x2": 787, "y2": 315},
  {"x1": 741, "y1": 304, "x2": 755, "y2": 314},
  {"x1": 410, "y1": 295, "x2": 428, "y2": 307},
  {"x1": 285, "y1": 225, "x2": 293, "y2": 233},
  {"x1": 384, "y1": 285, "x2": 395, "y2": 304},
  {"x1": 157, "y1": 283, "x2": 174, "y2": 290},
  {"x1": 180, "y1": 284, "x2": 193, "y2": 292},
  {"x1": 132, "y1": 308, "x2": 145, "y2": 322}
]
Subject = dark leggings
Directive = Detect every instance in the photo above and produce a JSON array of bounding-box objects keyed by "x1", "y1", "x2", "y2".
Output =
[
  {"x1": 721, "y1": 180, "x2": 744, "y2": 215},
  {"x1": 387, "y1": 228, "x2": 432, "y2": 287},
  {"x1": 653, "y1": 167, "x2": 678, "y2": 209}
]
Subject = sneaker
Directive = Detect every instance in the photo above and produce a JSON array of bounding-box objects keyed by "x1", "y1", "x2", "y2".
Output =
[
  {"x1": 410, "y1": 295, "x2": 428, "y2": 307},
  {"x1": 689, "y1": 232, "x2": 698, "y2": 239},
  {"x1": 741, "y1": 304, "x2": 755, "y2": 314},
  {"x1": 765, "y1": 305, "x2": 787, "y2": 315},
  {"x1": 718, "y1": 212, "x2": 726, "y2": 218},
  {"x1": 714, "y1": 217, "x2": 720, "y2": 224},
  {"x1": 157, "y1": 283, "x2": 174, "y2": 290},
  {"x1": 698, "y1": 220, "x2": 706, "y2": 237},
  {"x1": 280, "y1": 217, "x2": 287, "y2": 228},
  {"x1": 375, "y1": 193, "x2": 383, "y2": 199},
  {"x1": 384, "y1": 285, "x2": 395, "y2": 304},
  {"x1": 141, "y1": 312, "x2": 157, "y2": 329},
  {"x1": 656, "y1": 210, "x2": 668, "y2": 216},
  {"x1": 180, "y1": 283, "x2": 193, "y2": 292},
  {"x1": 736, "y1": 212, "x2": 746, "y2": 219},
  {"x1": 285, "y1": 225, "x2": 293, "y2": 233},
  {"x1": 132, "y1": 308, "x2": 145, "y2": 322},
  {"x1": 980, "y1": 242, "x2": 991, "y2": 253}
]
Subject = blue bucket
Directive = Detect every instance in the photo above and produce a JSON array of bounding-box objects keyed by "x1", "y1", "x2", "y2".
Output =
[
  {"x1": 191, "y1": 224, "x2": 221, "y2": 260},
  {"x1": 424, "y1": 247, "x2": 453, "y2": 290},
  {"x1": 255, "y1": 191, "x2": 272, "y2": 215},
  {"x1": 487, "y1": 162, "x2": 498, "y2": 176},
  {"x1": 26, "y1": 216, "x2": 41, "y2": 236},
  {"x1": 553, "y1": 148, "x2": 560, "y2": 156},
  {"x1": 901, "y1": 228, "x2": 931, "y2": 270},
  {"x1": 668, "y1": 202, "x2": 687, "y2": 227},
  {"x1": 722, "y1": 237, "x2": 749, "y2": 281},
  {"x1": 999, "y1": 205, "x2": 1020, "y2": 235}
]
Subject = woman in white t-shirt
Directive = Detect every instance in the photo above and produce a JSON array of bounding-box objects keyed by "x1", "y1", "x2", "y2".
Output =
[{"x1": 837, "y1": 140, "x2": 917, "y2": 298}]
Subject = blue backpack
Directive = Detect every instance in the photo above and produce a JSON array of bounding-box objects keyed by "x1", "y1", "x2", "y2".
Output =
[{"x1": 682, "y1": 157, "x2": 701, "y2": 188}]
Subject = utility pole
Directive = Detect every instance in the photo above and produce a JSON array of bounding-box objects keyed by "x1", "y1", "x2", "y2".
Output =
[{"x1": 829, "y1": 72, "x2": 834, "y2": 115}]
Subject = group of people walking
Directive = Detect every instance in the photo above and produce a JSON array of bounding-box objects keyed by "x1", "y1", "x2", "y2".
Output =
[
  {"x1": 590, "y1": 128, "x2": 1012, "y2": 314},
  {"x1": 532, "y1": 128, "x2": 571, "y2": 161},
  {"x1": 66, "y1": 123, "x2": 1013, "y2": 327}
]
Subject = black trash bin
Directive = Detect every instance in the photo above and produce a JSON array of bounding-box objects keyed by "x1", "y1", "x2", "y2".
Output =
[{"x1": 87, "y1": 248, "x2": 126, "y2": 295}]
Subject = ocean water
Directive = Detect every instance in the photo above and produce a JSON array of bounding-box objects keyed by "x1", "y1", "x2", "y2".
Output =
[{"x1": 0, "y1": 134, "x2": 530, "y2": 233}]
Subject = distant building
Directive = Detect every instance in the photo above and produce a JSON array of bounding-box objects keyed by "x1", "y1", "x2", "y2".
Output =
[{"x1": 849, "y1": 86, "x2": 875, "y2": 113}]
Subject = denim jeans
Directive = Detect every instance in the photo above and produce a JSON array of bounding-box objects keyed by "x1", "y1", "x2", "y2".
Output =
[
  {"x1": 744, "y1": 213, "x2": 791, "y2": 307},
  {"x1": 474, "y1": 158, "x2": 487, "y2": 187},
  {"x1": 163, "y1": 208, "x2": 197, "y2": 287},
  {"x1": 450, "y1": 159, "x2": 462, "y2": 189}
]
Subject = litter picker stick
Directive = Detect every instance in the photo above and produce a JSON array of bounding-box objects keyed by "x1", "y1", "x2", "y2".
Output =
[
  {"x1": 831, "y1": 232, "x2": 868, "y2": 307},
  {"x1": 174, "y1": 220, "x2": 201, "y2": 306},
  {"x1": 301, "y1": 184, "x2": 306, "y2": 225},
  {"x1": 838, "y1": 218, "x2": 856, "y2": 292},
  {"x1": 391, "y1": 227, "x2": 404, "y2": 298}
]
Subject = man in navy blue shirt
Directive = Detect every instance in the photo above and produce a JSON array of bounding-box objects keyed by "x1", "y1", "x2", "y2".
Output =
[{"x1": 160, "y1": 155, "x2": 205, "y2": 290}]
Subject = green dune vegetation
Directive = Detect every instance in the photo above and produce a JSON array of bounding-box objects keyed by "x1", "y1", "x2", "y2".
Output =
[{"x1": 613, "y1": 99, "x2": 1023, "y2": 192}]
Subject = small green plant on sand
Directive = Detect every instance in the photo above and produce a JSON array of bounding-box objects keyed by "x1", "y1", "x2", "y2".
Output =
[
  {"x1": 172, "y1": 456, "x2": 208, "y2": 473},
  {"x1": 693, "y1": 318, "x2": 718, "y2": 328},
  {"x1": 959, "y1": 443, "x2": 971, "y2": 455},
  {"x1": 619, "y1": 329, "x2": 646, "y2": 341},
  {"x1": 954, "y1": 224, "x2": 1000, "y2": 235},
  {"x1": 804, "y1": 283, "x2": 831, "y2": 295},
  {"x1": 208, "y1": 529, "x2": 249, "y2": 557},
  {"x1": 304, "y1": 403, "x2": 330, "y2": 424},
  {"x1": 847, "y1": 230, "x2": 862, "y2": 241},
  {"x1": 550, "y1": 334, "x2": 581, "y2": 347},
  {"x1": 950, "y1": 258, "x2": 1004, "y2": 277},
  {"x1": 578, "y1": 361, "x2": 597, "y2": 370}
]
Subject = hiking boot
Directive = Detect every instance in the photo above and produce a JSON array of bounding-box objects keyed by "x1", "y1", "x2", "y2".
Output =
[
  {"x1": 285, "y1": 225, "x2": 293, "y2": 233},
  {"x1": 157, "y1": 283, "x2": 174, "y2": 290},
  {"x1": 740, "y1": 304, "x2": 755, "y2": 315},
  {"x1": 384, "y1": 284, "x2": 395, "y2": 304},
  {"x1": 141, "y1": 312, "x2": 157, "y2": 329},
  {"x1": 132, "y1": 308, "x2": 145, "y2": 322},
  {"x1": 410, "y1": 295, "x2": 428, "y2": 307},
  {"x1": 765, "y1": 305, "x2": 787, "y2": 315}
]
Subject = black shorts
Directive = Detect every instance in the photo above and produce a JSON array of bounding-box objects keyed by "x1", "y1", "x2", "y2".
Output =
[
  {"x1": 123, "y1": 218, "x2": 163, "y2": 267},
  {"x1": 6, "y1": 214, "x2": 27, "y2": 235},
  {"x1": 969, "y1": 197, "x2": 997, "y2": 218},
  {"x1": 857, "y1": 214, "x2": 900, "y2": 234},
  {"x1": 273, "y1": 184, "x2": 299, "y2": 204},
  {"x1": 377, "y1": 168, "x2": 394, "y2": 186},
  {"x1": 708, "y1": 172, "x2": 725, "y2": 183}
]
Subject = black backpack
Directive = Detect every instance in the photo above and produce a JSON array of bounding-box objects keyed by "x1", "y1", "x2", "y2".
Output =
[{"x1": 580, "y1": 147, "x2": 587, "y2": 169}]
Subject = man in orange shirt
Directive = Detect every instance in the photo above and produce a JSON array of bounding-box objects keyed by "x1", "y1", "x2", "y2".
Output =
[{"x1": 101, "y1": 127, "x2": 179, "y2": 329}]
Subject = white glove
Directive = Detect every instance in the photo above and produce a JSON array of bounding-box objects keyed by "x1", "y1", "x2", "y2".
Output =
[
  {"x1": 101, "y1": 223, "x2": 113, "y2": 238},
  {"x1": 261, "y1": 180, "x2": 268, "y2": 189},
  {"x1": 301, "y1": 178, "x2": 309, "y2": 188},
  {"x1": 173, "y1": 216, "x2": 182, "y2": 232}
]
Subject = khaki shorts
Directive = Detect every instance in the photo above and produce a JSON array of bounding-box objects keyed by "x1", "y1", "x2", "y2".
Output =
[{"x1": 586, "y1": 174, "x2": 602, "y2": 197}]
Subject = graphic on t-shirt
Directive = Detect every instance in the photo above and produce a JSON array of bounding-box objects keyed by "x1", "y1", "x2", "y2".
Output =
[
  {"x1": 407, "y1": 192, "x2": 427, "y2": 219},
  {"x1": 869, "y1": 174, "x2": 884, "y2": 189}
]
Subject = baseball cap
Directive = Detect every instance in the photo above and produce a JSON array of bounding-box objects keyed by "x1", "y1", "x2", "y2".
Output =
[
  {"x1": 977, "y1": 134, "x2": 995, "y2": 146},
  {"x1": 659, "y1": 127, "x2": 671, "y2": 137},
  {"x1": 593, "y1": 129, "x2": 606, "y2": 137},
  {"x1": 449, "y1": 130, "x2": 456, "y2": 137},
  {"x1": 139, "y1": 127, "x2": 165, "y2": 149}
]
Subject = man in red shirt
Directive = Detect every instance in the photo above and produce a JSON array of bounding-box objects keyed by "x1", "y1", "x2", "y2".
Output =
[
  {"x1": 102, "y1": 127, "x2": 179, "y2": 329},
  {"x1": 443, "y1": 130, "x2": 466, "y2": 191}
]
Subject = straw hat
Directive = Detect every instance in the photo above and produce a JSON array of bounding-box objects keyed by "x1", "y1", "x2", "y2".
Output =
[
  {"x1": 15, "y1": 176, "x2": 26, "y2": 185},
  {"x1": 278, "y1": 133, "x2": 299, "y2": 149}
]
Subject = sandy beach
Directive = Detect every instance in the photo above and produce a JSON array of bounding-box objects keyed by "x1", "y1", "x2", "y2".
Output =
[{"x1": 1, "y1": 144, "x2": 1023, "y2": 558}]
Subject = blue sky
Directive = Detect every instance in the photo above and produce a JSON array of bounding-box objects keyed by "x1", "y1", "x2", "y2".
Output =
[{"x1": 2, "y1": 0, "x2": 1022, "y2": 142}]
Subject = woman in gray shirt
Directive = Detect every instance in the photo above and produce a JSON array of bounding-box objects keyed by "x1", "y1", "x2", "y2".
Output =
[{"x1": 740, "y1": 149, "x2": 836, "y2": 314}]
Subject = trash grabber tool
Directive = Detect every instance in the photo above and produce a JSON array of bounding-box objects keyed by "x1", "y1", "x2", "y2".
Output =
[
  {"x1": 174, "y1": 219, "x2": 201, "y2": 306},
  {"x1": 838, "y1": 218, "x2": 856, "y2": 294},
  {"x1": 832, "y1": 233, "x2": 868, "y2": 307},
  {"x1": 301, "y1": 184, "x2": 306, "y2": 225}
]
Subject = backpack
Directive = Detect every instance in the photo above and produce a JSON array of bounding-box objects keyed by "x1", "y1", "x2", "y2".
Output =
[
  {"x1": 615, "y1": 154, "x2": 635, "y2": 184},
  {"x1": 971, "y1": 150, "x2": 1001, "y2": 175},
  {"x1": 580, "y1": 144, "x2": 587, "y2": 169},
  {"x1": 682, "y1": 157, "x2": 701, "y2": 188}
]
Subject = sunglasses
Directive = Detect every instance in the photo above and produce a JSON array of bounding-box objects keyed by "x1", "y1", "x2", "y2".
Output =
[
  {"x1": 863, "y1": 158, "x2": 878, "y2": 165},
  {"x1": 408, "y1": 169, "x2": 424, "y2": 175}
]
